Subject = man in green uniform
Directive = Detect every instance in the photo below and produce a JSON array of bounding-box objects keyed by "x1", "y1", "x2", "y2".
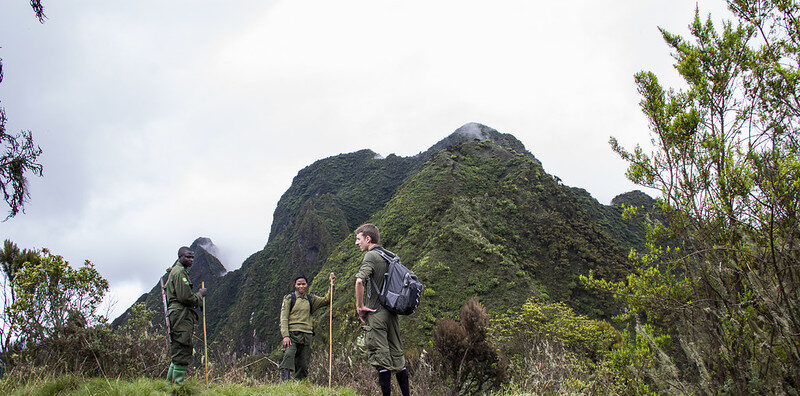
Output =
[
  {"x1": 279, "y1": 271, "x2": 336, "y2": 381},
  {"x1": 165, "y1": 246, "x2": 207, "y2": 385},
  {"x1": 354, "y1": 223, "x2": 410, "y2": 396}
]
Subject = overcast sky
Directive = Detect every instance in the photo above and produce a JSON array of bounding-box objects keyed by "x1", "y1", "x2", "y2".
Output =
[{"x1": 1, "y1": 0, "x2": 731, "y2": 320}]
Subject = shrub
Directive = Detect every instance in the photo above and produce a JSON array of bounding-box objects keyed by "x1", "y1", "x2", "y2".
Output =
[
  {"x1": 2, "y1": 302, "x2": 168, "y2": 382},
  {"x1": 492, "y1": 297, "x2": 633, "y2": 394},
  {"x1": 433, "y1": 297, "x2": 507, "y2": 394},
  {"x1": 492, "y1": 297, "x2": 621, "y2": 361}
]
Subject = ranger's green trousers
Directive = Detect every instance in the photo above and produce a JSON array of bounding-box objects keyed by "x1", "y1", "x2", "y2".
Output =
[
  {"x1": 364, "y1": 308, "x2": 405, "y2": 372},
  {"x1": 169, "y1": 309, "x2": 196, "y2": 366},
  {"x1": 279, "y1": 331, "x2": 314, "y2": 380}
]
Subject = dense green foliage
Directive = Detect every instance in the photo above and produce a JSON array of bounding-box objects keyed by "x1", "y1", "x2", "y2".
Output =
[
  {"x1": 587, "y1": 0, "x2": 800, "y2": 393},
  {"x1": 0, "y1": 241, "x2": 108, "y2": 368},
  {"x1": 493, "y1": 298, "x2": 620, "y2": 361},
  {"x1": 492, "y1": 297, "x2": 648, "y2": 394}
]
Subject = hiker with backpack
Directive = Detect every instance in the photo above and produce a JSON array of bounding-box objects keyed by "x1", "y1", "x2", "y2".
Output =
[
  {"x1": 354, "y1": 223, "x2": 422, "y2": 396},
  {"x1": 278, "y1": 272, "x2": 335, "y2": 381}
]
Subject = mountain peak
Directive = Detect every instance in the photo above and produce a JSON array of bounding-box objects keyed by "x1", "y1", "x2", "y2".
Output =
[
  {"x1": 423, "y1": 122, "x2": 538, "y2": 164},
  {"x1": 191, "y1": 237, "x2": 219, "y2": 257},
  {"x1": 189, "y1": 237, "x2": 227, "y2": 277},
  {"x1": 611, "y1": 190, "x2": 655, "y2": 208},
  {"x1": 452, "y1": 122, "x2": 499, "y2": 140}
]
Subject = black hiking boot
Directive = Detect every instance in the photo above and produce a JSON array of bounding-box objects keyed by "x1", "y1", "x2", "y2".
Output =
[{"x1": 280, "y1": 368, "x2": 291, "y2": 382}]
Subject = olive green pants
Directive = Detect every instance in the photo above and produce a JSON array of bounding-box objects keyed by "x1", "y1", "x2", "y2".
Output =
[
  {"x1": 279, "y1": 331, "x2": 314, "y2": 380},
  {"x1": 169, "y1": 309, "x2": 196, "y2": 366},
  {"x1": 364, "y1": 309, "x2": 405, "y2": 371}
]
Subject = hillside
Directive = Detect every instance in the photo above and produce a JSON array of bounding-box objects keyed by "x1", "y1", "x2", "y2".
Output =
[
  {"x1": 115, "y1": 123, "x2": 653, "y2": 355},
  {"x1": 310, "y1": 137, "x2": 651, "y2": 347}
]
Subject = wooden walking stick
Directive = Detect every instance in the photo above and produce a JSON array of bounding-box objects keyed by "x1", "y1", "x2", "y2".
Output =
[
  {"x1": 202, "y1": 281, "x2": 209, "y2": 387},
  {"x1": 328, "y1": 278, "x2": 334, "y2": 388}
]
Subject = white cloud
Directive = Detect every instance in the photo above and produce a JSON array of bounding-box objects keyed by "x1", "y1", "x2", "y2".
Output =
[{"x1": 0, "y1": 0, "x2": 732, "y2": 320}]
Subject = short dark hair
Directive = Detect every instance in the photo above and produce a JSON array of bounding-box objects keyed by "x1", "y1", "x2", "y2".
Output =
[
  {"x1": 178, "y1": 246, "x2": 193, "y2": 258},
  {"x1": 356, "y1": 223, "x2": 380, "y2": 245},
  {"x1": 294, "y1": 274, "x2": 308, "y2": 284}
]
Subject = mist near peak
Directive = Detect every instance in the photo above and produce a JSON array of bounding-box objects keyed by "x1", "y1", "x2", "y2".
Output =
[{"x1": 453, "y1": 122, "x2": 497, "y2": 140}]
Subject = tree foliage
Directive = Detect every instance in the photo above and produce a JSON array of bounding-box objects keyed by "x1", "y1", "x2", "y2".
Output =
[
  {"x1": 0, "y1": 240, "x2": 39, "y2": 356},
  {"x1": 591, "y1": 0, "x2": 800, "y2": 392},
  {"x1": 492, "y1": 297, "x2": 620, "y2": 361},
  {"x1": 0, "y1": 1, "x2": 45, "y2": 220},
  {"x1": 0, "y1": 240, "x2": 108, "y2": 371},
  {"x1": 1, "y1": 241, "x2": 171, "y2": 380},
  {"x1": 29, "y1": 0, "x2": 47, "y2": 23},
  {"x1": 0, "y1": 126, "x2": 43, "y2": 220}
]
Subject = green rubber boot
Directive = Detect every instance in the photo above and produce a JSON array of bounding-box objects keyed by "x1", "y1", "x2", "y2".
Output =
[
  {"x1": 172, "y1": 364, "x2": 187, "y2": 385},
  {"x1": 167, "y1": 363, "x2": 175, "y2": 383}
]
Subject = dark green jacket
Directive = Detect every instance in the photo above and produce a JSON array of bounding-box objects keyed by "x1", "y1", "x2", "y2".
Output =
[
  {"x1": 166, "y1": 261, "x2": 203, "y2": 317},
  {"x1": 355, "y1": 246, "x2": 388, "y2": 311}
]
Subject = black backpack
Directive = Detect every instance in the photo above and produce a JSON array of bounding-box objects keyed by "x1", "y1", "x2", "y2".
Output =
[{"x1": 371, "y1": 248, "x2": 424, "y2": 315}]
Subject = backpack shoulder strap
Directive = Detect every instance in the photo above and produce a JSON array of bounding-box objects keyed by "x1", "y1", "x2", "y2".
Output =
[
  {"x1": 290, "y1": 291, "x2": 297, "y2": 312},
  {"x1": 372, "y1": 247, "x2": 395, "y2": 262},
  {"x1": 308, "y1": 293, "x2": 316, "y2": 315},
  {"x1": 370, "y1": 248, "x2": 395, "y2": 298}
]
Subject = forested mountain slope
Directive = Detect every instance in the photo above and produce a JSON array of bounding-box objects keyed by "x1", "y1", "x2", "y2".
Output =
[
  {"x1": 115, "y1": 123, "x2": 653, "y2": 354},
  {"x1": 310, "y1": 137, "x2": 652, "y2": 347}
]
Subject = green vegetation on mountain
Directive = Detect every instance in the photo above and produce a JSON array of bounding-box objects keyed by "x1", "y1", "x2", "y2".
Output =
[
  {"x1": 119, "y1": 122, "x2": 612, "y2": 358},
  {"x1": 114, "y1": 124, "x2": 653, "y2": 360},
  {"x1": 209, "y1": 149, "x2": 422, "y2": 353},
  {"x1": 309, "y1": 137, "x2": 647, "y2": 351}
]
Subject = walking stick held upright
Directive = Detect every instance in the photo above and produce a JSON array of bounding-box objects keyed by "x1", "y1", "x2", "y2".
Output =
[
  {"x1": 202, "y1": 281, "x2": 209, "y2": 387},
  {"x1": 329, "y1": 275, "x2": 334, "y2": 388}
]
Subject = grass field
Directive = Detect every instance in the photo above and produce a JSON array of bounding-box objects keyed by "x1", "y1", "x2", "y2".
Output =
[{"x1": 2, "y1": 376, "x2": 361, "y2": 396}]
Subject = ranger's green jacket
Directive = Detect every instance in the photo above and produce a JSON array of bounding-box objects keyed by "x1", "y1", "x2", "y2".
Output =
[
  {"x1": 166, "y1": 261, "x2": 203, "y2": 316},
  {"x1": 280, "y1": 291, "x2": 330, "y2": 338}
]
